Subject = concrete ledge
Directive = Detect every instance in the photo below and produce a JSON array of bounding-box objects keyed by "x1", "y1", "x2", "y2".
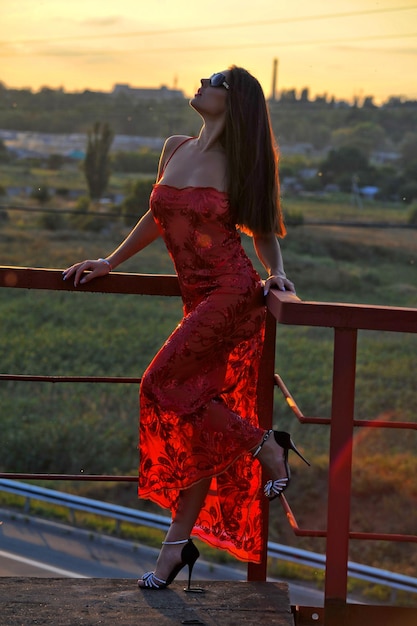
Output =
[{"x1": 1, "y1": 578, "x2": 294, "y2": 625}]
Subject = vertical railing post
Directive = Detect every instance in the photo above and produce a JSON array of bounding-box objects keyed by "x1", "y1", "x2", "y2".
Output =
[
  {"x1": 247, "y1": 310, "x2": 276, "y2": 581},
  {"x1": 324, "y1": 327, "x2": 357, "y2": 625}
]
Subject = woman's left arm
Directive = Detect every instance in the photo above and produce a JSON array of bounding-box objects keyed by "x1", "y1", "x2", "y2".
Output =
[{"x1": 253, "y1": 233, "x2": 296, "y2": 294}]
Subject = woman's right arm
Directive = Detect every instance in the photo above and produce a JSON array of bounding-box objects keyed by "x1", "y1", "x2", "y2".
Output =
[
  {"x1": 62, "y1": 209, "x2": 160, "y2": 286},
  {"x1": 63, "y1": 135, "x2": 188, "y2": 287}
]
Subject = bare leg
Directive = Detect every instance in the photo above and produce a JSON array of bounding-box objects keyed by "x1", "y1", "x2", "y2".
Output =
[
  {"x1": 252, "y1": 434, "x2": 287, "y2": 480},
  {"x1": 138, "y1": 478, "x2": 211, "y2": 586},
  {"x1": 138, "y1": 431, "x2": 288, "y2": 587}
]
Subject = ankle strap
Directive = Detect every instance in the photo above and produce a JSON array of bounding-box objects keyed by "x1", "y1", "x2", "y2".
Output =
[
  {"x1": 252, "y1": 430, "x2": 273, "y2": 458},
  {"x1": 162, "y1": 538, "x2": 189, "y2": 545}
]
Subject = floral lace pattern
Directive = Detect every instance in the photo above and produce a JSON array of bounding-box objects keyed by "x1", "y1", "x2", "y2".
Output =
[{"x1": 139, "y1": 184, "x2": 266, "y2": 562}]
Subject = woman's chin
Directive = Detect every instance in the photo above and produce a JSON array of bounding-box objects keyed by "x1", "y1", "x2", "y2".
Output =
[{"x1": 189, "y1": 95, "x2": 202, "y2": 111}]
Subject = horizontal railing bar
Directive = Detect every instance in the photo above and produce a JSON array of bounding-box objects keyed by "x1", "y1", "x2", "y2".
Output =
[
  {"x1": 2, "y1": 266, "x2": 416, "y2": 334},
  {"x1": 279, "y1": 495, "x2": 417, "y2": 543},
  {"x1": 9, "y1": 474, "x2": 413, "y2": 540},
  {"x1": 352, "y1": 419, "x2": 417, "y2": 430},
  {"x1": 270, "y1": 543, "x2": 417, "y2": 593},
  {"x1": 267, "y1": 289, "x2": 417, "y2": 333},
  {"x1": 0, "y1": 474, "x2": 138, "y2": 481},
  {"x1": 349, "y1": 531, "x2": 417, "y2": 543},
  {"x1": 3, "y1": 372, "x2": 414, "y2": 429},
  {"x1": 0, "y1": 266, "x2": 181, "y2": 297},
  {"x1": 0, "y1": 374, "x2": 141, "y2": 384},
  {"x1": 274, "y1": 374, "x2": 416, "y2": 430}
]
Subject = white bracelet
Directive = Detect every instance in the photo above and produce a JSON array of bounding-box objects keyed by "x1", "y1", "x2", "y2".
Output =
[{"x1": 98, "y1": 258, "x2": 112, "y2": 271}]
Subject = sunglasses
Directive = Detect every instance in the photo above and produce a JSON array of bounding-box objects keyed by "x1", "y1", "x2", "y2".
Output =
[{"x1": 209, "y1": 73, "x2": 230, "y2": 90}]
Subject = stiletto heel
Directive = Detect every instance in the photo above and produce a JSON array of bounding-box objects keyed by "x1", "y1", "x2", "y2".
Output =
[
  {"x1": 253, "y1": 430, "x2": 310, "y2": 500},
  {"x1": 138, "y1": 538, "x2": 203, "y2": 592},
  {"x1": 273, "y1": 431, "x2": 310, "y2": 467}
]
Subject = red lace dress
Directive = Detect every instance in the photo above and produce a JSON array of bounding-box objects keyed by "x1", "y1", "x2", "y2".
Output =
[{"x1": 138, "y1": 182, "x2": 267, "y2": 563}]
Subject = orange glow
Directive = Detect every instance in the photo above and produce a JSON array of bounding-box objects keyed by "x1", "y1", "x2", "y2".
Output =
[
  {"x1": 1, "y1": 2, "x2": 417, "y2": 104},
  {"x1": 4, "y1": 271, "x2": 18, "y2": 287}
]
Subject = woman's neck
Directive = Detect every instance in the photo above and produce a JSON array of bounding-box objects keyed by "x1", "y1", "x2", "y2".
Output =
[{"x1": 197, "y1": 121, "x2": 225, "y2": 152}]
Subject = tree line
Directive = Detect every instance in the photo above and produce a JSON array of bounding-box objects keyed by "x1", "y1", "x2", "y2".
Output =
[
  {"x1": 0, "y1": 85, "x2": 200, "y2": 138},
  {"x1": 1, "y1": 83, "x2": 417, "y2": 148},
  {"x1": 1, "y1": 84, "x2": 417, "y2": 206}
]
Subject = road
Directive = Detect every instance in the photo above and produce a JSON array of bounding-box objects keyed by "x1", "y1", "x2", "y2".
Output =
[{"x1": 0, "y1": 507, "x2": 325, "y2": 606}]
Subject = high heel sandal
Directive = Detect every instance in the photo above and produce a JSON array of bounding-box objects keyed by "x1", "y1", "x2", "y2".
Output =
[
  {"x1": 138, "y1": 538, "x2": 203, "y2": 592},
  {"x1": 253, "y1": 430, "x2": 310, "y2": 500}
]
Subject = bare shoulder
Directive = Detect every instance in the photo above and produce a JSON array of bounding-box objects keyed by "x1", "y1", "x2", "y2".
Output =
[
  {"x1": 157, "y1": 135, "x2": 191, "y2": 178},
  {"x1": 162, "y1": 135, "x2": 192, "y2": 159}
]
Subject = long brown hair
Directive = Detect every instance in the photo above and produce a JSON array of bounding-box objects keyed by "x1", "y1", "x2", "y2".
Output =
[{"x1": 221, "y1": 66, "x2": 286, "y2": 237}]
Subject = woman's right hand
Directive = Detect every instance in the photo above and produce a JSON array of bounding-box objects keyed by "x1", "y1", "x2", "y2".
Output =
[{"x1": 62, "y1": 258, "x2": 112, "y2": 287}]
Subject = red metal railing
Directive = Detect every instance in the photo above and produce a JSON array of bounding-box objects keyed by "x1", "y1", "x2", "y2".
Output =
[
  {"x1": 1, "y1": 265, "x2": 416, "y2": 626},
  {"x1": 267, "y1": 289, "x2": 417, "y2": 625}
]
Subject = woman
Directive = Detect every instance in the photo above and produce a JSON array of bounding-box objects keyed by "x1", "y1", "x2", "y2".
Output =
[{"x1": 63, "y1": 66, "x2": 309, "y2": 591}]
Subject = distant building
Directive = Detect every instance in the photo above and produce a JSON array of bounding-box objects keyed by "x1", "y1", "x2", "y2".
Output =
[
  {"x1": 112, "y1": 84, "x2": 184, "y2": 100},
  {"x1": 1, "y1": 130, "x2": 164, "y2": 157}
]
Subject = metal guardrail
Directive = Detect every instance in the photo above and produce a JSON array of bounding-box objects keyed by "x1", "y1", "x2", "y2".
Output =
[
  {"x1": 1, "y1": 266, "x2": 417, "y2": 624},
  {"x1": 0, "y1": 479, "x2": 169, "y2": 531},
  {"x1": 1, "y1": 479, "x2": 416, "y2": 595}
]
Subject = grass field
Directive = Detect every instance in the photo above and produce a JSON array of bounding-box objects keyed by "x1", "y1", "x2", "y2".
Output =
[
  {"x1": 1, "y1": 163, "x2": 141, "y2": 192},
  {"x1": 0, "y1": 190, "x2": 416, "y2": 597}
]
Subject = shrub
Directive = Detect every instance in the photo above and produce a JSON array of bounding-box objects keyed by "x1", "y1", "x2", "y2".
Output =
[
  {"x1": 31, "y1": 185, "x2": 50, "y2": 204},
  {"x1": 68, "y1": 196, "x2": 104, "y2": 231},
  {"x1": 285, "y1": 209, "x2": 305, "y2": 226},
  {"x1": 75, "y1": 195, "x2": 91, "y2": 212},
  {"x1": 55, "y1": 187, "x2": 70, "y2": 198},
  {"x1": 69, "y1": 212, "x2": 106, "y2": 232},
  {"x1": 402, "y1": 182, "x2": 417, "y2": 204},
  {"x1": 121, "y1": 178, "x2": 154, "y2": 226},
  {"x1": 47, "y1": 153, "x2": 65, "y2": 170},
  {"x1": 37, "y1": 210, "x2": 65, "y2": 231},
  {"x1": 407, "y1": 202, "x2": 417, "y2": 225},
  {"x1": 111, "y1": 148, "x2": 159, "y2": 174}
]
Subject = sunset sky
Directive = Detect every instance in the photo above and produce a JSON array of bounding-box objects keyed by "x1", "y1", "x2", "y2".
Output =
[{"x1": 1, "y1": 0, "x2": 416, "y2": 104}]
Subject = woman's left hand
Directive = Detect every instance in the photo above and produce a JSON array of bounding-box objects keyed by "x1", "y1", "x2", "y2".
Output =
[{"x1": 263, "y1": 274, "x2": 296, "y2": 296}]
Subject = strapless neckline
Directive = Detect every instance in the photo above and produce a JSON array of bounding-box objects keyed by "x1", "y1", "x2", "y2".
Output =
[{"x1": 154, "y1": 183, "x2": 227, "y2": 195}]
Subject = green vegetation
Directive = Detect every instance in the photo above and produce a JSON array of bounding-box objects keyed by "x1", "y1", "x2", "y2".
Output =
[
  {"x1": 0, "y1": 174, "x2": 416, "y2": 601},
  {"x1": 2, "y1": 85, "x2": 417, "y2": 205},
  {"x1": 83, "y1": 122, "x2": 114, "y2": 200},
  {"x1": 0, "y1": 87, "x2": 201, "y2": 137},
  {"x1": 1, "y1": 84, "x2": 417, "y2": 145}
]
